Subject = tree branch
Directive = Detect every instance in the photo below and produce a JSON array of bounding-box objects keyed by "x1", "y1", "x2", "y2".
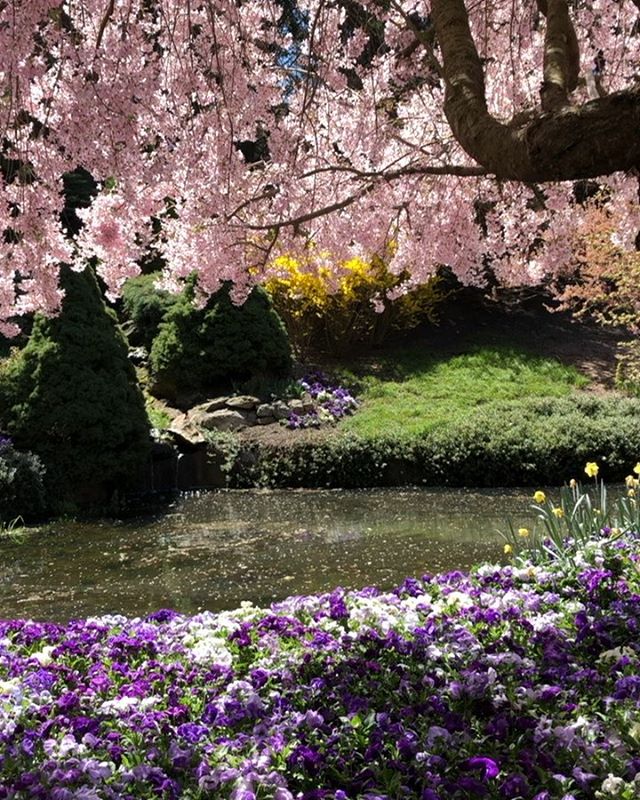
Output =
[
  {"x1": 95, "y1": 0, "x2": 116, "y2": 51},
  {"x1": 430, "y1": 0, "x2": 640, "y2": 181},
  {"x1": 537, "y1": 0, "x2": 580, "y2": 111}
]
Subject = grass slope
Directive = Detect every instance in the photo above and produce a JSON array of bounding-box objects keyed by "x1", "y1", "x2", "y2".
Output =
[{"x1": 340, "y1": 344, "x2": 590, "y2": 438}]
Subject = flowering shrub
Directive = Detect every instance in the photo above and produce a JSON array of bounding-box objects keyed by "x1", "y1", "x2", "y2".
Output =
[
  {"x1": 265, "y1": 256, "x2": 447, "y2": 357},
  {"x1": 286, "y1": 373, "x2": 358, "y2": 429},
  {"x1": 2, "y1": 529, "x2": 640, "y2": 797}
]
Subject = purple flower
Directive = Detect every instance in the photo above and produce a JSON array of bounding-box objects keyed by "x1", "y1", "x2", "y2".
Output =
[{"x1": 464, "y1": 756, "x2": 500, "y2": 780}]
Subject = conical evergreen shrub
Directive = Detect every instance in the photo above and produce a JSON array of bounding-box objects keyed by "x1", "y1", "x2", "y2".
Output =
[
  {"x1": 149, "y1": 282, "x2": 292, "y2": 400},
  {"x1": 0, "y1": 265, "x2": 150, "y2": 506}
]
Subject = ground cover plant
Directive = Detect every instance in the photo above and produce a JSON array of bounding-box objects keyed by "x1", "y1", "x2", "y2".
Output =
[
  {"x1": 2, "y1": 472, "x2": 640, "y2": 798},
  {"x1": 340, "y1": 344, "x2": 589, "y2": 439}
]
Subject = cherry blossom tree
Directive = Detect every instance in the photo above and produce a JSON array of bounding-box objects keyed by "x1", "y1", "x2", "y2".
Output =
[{"x1": 0, "y1": 0, "x2": 639, "y2": 334}]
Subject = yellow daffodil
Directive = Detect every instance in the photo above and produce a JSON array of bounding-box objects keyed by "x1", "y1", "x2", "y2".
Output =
[
  {"x1": 629, "y1": 489, "x2": 636, "y2": 498},
  {"x1": 626, "y1": 475, "x2": 635, "y2": 488},
  {"x1": 552, "y1": 507, "x2": 564, "y2": 518},
  {"x1": 518, "y1": 527, "x2": 530, "y2": 538},
  {"x1": 634, "y1": 462, "x2": 640, "y2": 475},
  {"x1": 584, "y1": 462, "x2": 599, "y2": 478},
  {"x1": 503, "y1": 544, "x2": 513, "y2": 555},
  {"x1": 533, "y1": 490, "x2": 546, "y2": 504}
]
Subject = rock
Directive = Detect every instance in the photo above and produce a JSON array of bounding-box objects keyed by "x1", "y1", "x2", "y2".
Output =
[
  {"x1": 257, "y1": 403, "x2": 274, "y2": 418},
  {"x1": 257, "y1": 416, "x2": 276, "y2": 426},
  {"x1": 195, "y1": 397, "x2": 230, "y2": 413},
  {"x1": 197, "y1": 408, "x2": 249, "y2": 432},
  {"x1": 288, "y1": 399, "x2": 305, "y2": 414},
  {"x1": 226, "y1": 395, "x2": 260, "y2": 410},
  {"x1": 301, "y1": 391, "x2": 315, "y2": 412},
  {"x1": 272, "y1": 400, "x2": 291, "y2": 421},
  {"x1": 168, "y1": 414, "x2": 207, "y2": 449}
]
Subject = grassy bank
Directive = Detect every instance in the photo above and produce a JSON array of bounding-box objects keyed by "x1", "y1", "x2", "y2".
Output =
[
  {"x1": 225, "y1": 342, "x2": 635, "y2": 489},
  {"x1": 339, "y1": 343, "x2": 589, "y2": 438},
  {"x1": 229, "y1": 395, "x2": 640, "y2": 488}
]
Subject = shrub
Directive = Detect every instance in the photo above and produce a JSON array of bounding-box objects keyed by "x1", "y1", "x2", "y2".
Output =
[
  {"x1": 0, "y1": 438, "x2": 47, "y2": 521},
  {"x1": 149, "y1": 282, "x2": 292, "y2": 400},
  {"x1": 265, "y1": 255, "x2": 449, "y2": 356},
  {"x1": 225, "y1": 395, "x2": 640, "y2": 488},
  {"x1": 120, "y1": 273, "x2": 179, "y2": 350},
  {"x1": 0, "y1": 266, "x2": 150, "y2": 505}
]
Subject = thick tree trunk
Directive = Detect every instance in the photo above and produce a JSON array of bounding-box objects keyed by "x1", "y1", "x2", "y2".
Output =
[{"x1": 430, "y1": 0, "x2": 640, "y2": 182}]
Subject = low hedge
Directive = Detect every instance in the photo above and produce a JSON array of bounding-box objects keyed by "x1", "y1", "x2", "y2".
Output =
[{"x1": 224, "y1": 395, "x2": 640, "y2": 488}]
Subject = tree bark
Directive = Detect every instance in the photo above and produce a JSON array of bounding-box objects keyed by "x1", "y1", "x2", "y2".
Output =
[
  {"x1": 430, "y1": 0, "x2": 640, "y2": 182},
  {"x1": 537, "y1": 0, "x2": 580, "y2": 110}
]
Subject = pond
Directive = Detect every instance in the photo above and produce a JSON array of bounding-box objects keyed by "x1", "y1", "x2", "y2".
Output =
[{"x1": 0, "y1": 487, "x2": 536, "y2": 622}]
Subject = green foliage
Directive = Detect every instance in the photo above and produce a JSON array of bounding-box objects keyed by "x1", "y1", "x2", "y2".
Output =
[
  {"x1": 341, "y1": 344, "x2": 590, "y2": 438},
  {"x1": 149, "y1": 283, "x2": 292, "y2": 400},
  {"x1": 0, "y1": 266, "x2": 150, "y2": 504},
  {"x1": 0, "y1": 443, "x2": 47, "y2": 521},
  {"x1": 615, "y1": 339, "x2": 640, "y2": 394},
  {"x1": 503, "y1": 472, "x2": 640, "y2": 567},
  {"x1": 120, "y1": 273, "x2": 179, "y2": 350},
  {"x1": 225, "y1": 396, "x2": 640, "y2": 488}
]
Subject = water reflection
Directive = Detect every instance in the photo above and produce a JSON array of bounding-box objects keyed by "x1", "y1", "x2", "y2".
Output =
[{"x1": 0, "y1": 487, "x2": 534, "y2": 621}]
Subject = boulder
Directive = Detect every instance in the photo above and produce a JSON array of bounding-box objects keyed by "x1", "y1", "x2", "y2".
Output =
[
  {"x1": 301, "y1": 391, "x2": 315, "y2": 412},
  {"x1": 272, "y1": 400, "x2": 291, "y2": 421},
  {"x1": 195, "y1": 397, "x2": 230, "y2": 413},
  {"x1": 197, "y1": 408, "x2": 249, "y2": 432},
  {"x1": 167, "y1": 414, "x2": 207, "y2": 449},
  {"x1": 226, "y1": 395, "x2": 260, "y2": 410},
  {"x1": 288, "y1": 399, "x2": 305, "y2": 415},
  {"x1": 257, "y1": 416, "x2": 277, "y2": 426},
  {"x1": 257, "y1": 403, "x2": 274, "y2": 418}
]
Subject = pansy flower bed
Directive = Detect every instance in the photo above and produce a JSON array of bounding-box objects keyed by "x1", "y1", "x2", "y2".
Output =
[
  {"x1": 287, "y1": 373, "x2": 358, "y2": 429},
  {"x1": 1, "y1": 533, "x2": 640, "y2": 799}
]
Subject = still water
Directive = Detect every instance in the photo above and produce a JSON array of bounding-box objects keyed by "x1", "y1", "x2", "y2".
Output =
[{"x1": 0, "y1": 488, "x2": 535, "y2": 622}]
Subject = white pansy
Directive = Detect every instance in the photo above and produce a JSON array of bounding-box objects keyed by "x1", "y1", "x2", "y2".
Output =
[
  {"x1": 599, "y1": 774, "x2": 626, "y2": 795},
  {"x1": 597, "y1": 646, "x2": 636, "y2": 663},
  {"x1": 443, "y1": 591, "x2": 474, "y2": 609},
  {"x1": 99, "y1": 696, "x2": 140, "y2": 714},
  {"x1": 32, "y1": 645, "x2": 55, "y2": 666},
  {"x1": 0, "y1": 679, "x2": 20, "y2": 695}
]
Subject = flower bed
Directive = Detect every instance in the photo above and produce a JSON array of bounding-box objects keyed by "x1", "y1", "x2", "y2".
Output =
[
  {"x1": 1, "y1": 534, "x2": 640, "y2": 799},
  {"x1": 286, "y1": 373, "x2": 358, "y2": 430}
]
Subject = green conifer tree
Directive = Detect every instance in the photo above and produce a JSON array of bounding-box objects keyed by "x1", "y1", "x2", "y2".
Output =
[{"x1": 0, "y1": 265, "x2": 149, "y2": 505}]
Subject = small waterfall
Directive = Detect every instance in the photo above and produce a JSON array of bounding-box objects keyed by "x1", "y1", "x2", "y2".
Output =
[{"x1": 175, "y1": 452, "x2": 184, "y2": 490}]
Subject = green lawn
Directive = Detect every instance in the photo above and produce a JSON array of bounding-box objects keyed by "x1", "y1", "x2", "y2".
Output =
[{"x1": 340, "y1": 344, "x2": 590, "y2": 438}]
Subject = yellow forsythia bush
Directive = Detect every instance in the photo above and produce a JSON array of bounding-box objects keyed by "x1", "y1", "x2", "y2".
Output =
[{"x1": 264, "y1": 255, "x2": 448, "y2": 356}]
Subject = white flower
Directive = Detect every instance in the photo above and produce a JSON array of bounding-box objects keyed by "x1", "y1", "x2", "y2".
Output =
[
  {"x1": 99, "y1": 696, "x2": 139, "y2": 714},
  {"x1": 32, "y1": 645, "x2": 55, "y2": 666},
  {"x1": 444, "y1": 591, "x2": 474, "y2": 609},
  {"x1": 597, "y1": 646, "x2": 636, "y2": 663},
  {"x1": 0, "y1": 679, "x2": 20, "y2": 695},
  {"x1": 599, "y1": 774, "x2": 626, "y2": 795}
]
